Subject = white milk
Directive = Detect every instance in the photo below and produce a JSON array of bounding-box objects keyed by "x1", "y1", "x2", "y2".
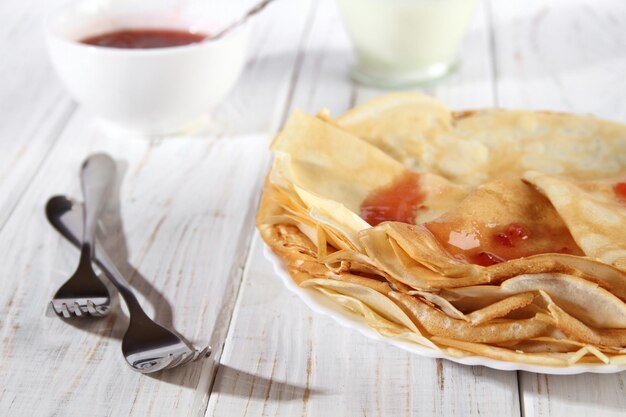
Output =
[{"x1": 337, "y1": 0, "x2": 478, "y2": 87}]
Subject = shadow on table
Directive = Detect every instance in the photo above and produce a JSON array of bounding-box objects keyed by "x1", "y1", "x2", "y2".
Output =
[
  {"x1": 58, "y1": 159, "x2": 193, "y2": 348},
  {"x1": 144, "y1": 358, "x2": 326, "y2": 399},
  {"x1": 211, "y1": 362, "x2": 327, "y2": 401}
]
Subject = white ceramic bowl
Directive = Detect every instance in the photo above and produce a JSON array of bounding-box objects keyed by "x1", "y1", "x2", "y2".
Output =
[{"x1": 45, "y1": 1, "x2": 250, "y2": 134}]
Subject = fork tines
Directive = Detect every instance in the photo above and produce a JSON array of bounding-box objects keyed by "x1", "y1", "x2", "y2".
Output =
[
  {"x1": 164, "y1": 346, "x2": 212, "y2": 371},
  {"x1": 50, "y1": 298, "x2": 110, "y2": 318}
]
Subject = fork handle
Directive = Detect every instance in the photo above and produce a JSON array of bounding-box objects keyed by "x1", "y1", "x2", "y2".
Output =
[
  {"x1": 80, "y1": 154, "x2": 116, "y2": 251},
  {"x1": 50, "y1": 197, "x2": 152, "y2": 322},
  {"x1": 94, "y1": 245, "x2": 152, "y2": 322}
]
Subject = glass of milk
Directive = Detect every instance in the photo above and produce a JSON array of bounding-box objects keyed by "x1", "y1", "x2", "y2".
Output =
[{"x1": 337, "y1": 0, "x2": 478, "y2": 87}]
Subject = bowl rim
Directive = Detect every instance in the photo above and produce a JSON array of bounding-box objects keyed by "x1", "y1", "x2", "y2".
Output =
[{"x1": 44, "y1": 2, "x2": 251, "y2": 56}]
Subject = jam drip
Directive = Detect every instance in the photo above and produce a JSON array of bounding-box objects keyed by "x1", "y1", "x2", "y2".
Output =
[
  {"x1": 426, "y1": 221, "x2": 584, "y2": 267},
  {"x1": 361, "y1": 173, "x2": 585, "y2": 267},
  {"x1": 614, "y1": 182, "x2": 626, "y2": 201},
  {"x1": 360, "y1": 172, "x2": 424, "y2": 226}
]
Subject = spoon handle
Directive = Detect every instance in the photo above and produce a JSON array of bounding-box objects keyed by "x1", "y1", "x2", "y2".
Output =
[
  {"x1": 80, "y1": 154, "x2": 116, "y2": 251},
  {"x1": 213, "y1": 0, "x2": 275, "y2": 39}
]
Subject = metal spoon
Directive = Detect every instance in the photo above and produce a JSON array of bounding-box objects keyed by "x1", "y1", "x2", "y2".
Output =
[
  {"x1": 211, "y1": 0, "x2": 275, "y2": 40},
  {"x1": 46, "y1": 195, "x2": 210, "y2": 372}
]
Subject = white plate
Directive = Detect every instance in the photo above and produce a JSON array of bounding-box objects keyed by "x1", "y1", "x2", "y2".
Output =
[{"x1": 264, "y1": 245, "x2": 626, "y2": 375}]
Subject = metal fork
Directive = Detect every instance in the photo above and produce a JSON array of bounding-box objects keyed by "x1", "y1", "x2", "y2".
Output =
[
  {"x1": 49, "y1": 154, "x2": 116, "y2": 317},
  {"x1": 46, "y1": 195, "x2": 211, "y2": 372}
]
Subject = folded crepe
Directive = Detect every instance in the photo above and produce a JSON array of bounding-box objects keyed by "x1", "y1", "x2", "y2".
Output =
[{"x1": 257, "y1": 92, "x2": 626, "y2": 366}]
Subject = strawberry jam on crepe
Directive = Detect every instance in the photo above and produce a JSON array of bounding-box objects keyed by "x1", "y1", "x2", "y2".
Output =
[{"x1": 257, "y1": 92, "x2": 626, "y2": 367}]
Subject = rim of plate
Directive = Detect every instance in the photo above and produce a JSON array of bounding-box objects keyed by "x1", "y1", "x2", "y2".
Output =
[{"x1": 263, "y1": 244, "x2": 626, "y2": 375}]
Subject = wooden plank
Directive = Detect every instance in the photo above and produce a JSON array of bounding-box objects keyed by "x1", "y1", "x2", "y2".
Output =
[
  {"x1": 0, "y1": 1, "x2": 314, "y2": 416},
  {"x1": 490, "y1": 1, "x2": 626, "y2": 415},
  {"x1": 281, "y1": 0, "x2": 356, "y2": 118},
  {"x1": 0, "y1": 0, "x2": 75, "y2": 229},
  {"x1": 0, "y1": 119, "x2": 268, "y2": 417},
  {"x1": 491, "y1": 0, "x2": 626, "y2": 120},
  {"x1": 208, "y1": 1, "x2": 520, "y2": 416},
  {"x1": 518, "y1": 373, "x2": 626, "y2": 417},
  {"x1": 209, "y1": 235, "x2": 520, "y2": 417}
]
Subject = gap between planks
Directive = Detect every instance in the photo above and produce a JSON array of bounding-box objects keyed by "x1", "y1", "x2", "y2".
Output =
[{"x1": 197, "y1": 1, "x2": 322, "y2": 414}]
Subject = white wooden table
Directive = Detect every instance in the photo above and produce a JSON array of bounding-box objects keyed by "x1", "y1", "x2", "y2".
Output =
[{"x1": 2, "y1": 0, "x2": 626, "y2": 416}]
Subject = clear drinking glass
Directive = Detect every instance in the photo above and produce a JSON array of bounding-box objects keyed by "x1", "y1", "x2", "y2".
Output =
[{"x1": 337, "y1": 0, "x2": 479, "y2": 88}]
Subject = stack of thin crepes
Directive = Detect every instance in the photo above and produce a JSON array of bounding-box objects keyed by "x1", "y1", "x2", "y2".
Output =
[{"x1": 257, "y1": 92, "x2": 626, "y2": 366}]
